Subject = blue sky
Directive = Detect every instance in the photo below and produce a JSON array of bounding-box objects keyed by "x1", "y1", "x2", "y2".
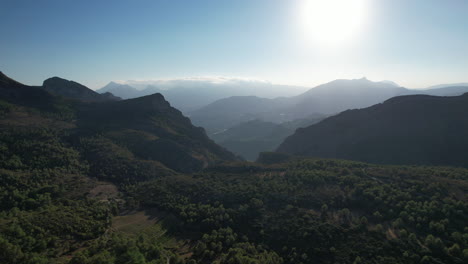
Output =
[{"x1": 1, "y1": 0, "x2": 467, "y2": 89}]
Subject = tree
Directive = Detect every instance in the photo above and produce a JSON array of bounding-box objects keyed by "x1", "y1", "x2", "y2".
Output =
[{"x1": 353, "y1": 256, "x2": 362, "y2": 264}]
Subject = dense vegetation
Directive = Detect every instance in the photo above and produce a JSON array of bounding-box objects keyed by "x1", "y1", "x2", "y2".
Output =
[
  {"x1": 131, "y1": 158, "x2": 468, "y2": 264},
  {"x1": 0, "y1": 127, "x2": 112, "y2": 263}
]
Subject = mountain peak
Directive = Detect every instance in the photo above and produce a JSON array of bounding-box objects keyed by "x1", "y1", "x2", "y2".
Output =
[
  {"x1": 125, "y1": 92, "x2": 171, "y2": 111},
  {"x1": 379, "y1": 80, "x2": 400, "y2": 87},
  {"x1": 102, "y1": 81, "x2": 129, "y2": 87},
  {"x1": 45, "y1": 76, "x2": 66, "y2": 81},
  {"x1": 103, "y1": 81, "x2": 127, "y2": 87},
  {"x1": 96, "y1": 81, "x2": 139, "y2": 98},
  {"x1": 43, "y1": 76, "x2": 83, "y2": 88}
]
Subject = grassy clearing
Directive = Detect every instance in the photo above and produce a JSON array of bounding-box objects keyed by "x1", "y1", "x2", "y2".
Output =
[{"x1": 112, "y1": 208, "x2": 189, "y2": 249}]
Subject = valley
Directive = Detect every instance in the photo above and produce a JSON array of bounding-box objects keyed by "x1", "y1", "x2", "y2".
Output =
[{"x1": 0, "y1": 72, "x2": 467, "y2": 263}]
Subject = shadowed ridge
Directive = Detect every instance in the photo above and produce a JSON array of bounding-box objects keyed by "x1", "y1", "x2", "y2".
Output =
[
  {"x1": 277, "y1": 93, "x2": 468, "y2": 167},
  {"x1": 0, "y1": 71, "x2": 64, "y2": 112}
]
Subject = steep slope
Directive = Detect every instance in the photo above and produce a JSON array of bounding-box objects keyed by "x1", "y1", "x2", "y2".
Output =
[
  {"x1": 77, "y1": 93, "x2": 237, "y2": 172},
  {"x1": 43, "y1": 77, "x2": 120, "y2": 102},
  {"x1": 277, "y1": 93, "x2": 468, "y2": 167}
]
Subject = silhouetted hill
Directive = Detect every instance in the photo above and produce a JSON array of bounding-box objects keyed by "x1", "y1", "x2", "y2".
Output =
[
  {"x1": 43, "y1": 77, "x2": 120, "y2": 102},
  {"x1": 190, "y1": 78, "x2": 411, "y2": 133},
  {"x1": 278, "y1": 93, "x2": 468, "y2": 167}
]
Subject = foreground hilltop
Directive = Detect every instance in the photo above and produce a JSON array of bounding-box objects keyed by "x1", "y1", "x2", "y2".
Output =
[
  {"x1": 0, "y1": 72, "x2": 236, "y2": 175},
  {"x1": 77, "y1": 92, "x2": 237, "y2": 172},
  {"x1": 42, "y1": 76, "x2": 121, "y2": 102},
  {"x1": 278, "y1": 93, "x2": 468, "y2": 167}
]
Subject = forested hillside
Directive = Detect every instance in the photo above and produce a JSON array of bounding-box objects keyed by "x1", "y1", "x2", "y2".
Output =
[
  {"x1": 129, "y1": 157, "x2": 468, "y2": 264},
  {"x1": 0, "y1": 72, "x2": 235, "y2": 263}
]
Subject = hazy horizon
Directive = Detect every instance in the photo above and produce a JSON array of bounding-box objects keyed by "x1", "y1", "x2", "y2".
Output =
[{"x1": 2, "y1": 73, "x2": 466, "y2": 92}]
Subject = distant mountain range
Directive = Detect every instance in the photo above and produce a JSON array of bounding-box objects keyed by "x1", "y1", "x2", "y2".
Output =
[
  {"x1": 418, "y1": 86, "x2": 468, "y2": 96},
  {"x1": 277, "y1": 92, "x2": 468, "y2": 167},
  {"x1": 97, "y1": 78, "x2": 307, "y2": 112},
  {"x1": 189, "y1": 78, "x2": 468, "y2": 134},
  {"x1": 426, "y1": 82, "x2": 468, "y2": 89}
]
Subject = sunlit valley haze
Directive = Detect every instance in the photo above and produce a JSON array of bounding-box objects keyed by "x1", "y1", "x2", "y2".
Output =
[{"x1": 1, "y1": 0, "x2": 468, "y2": 264}]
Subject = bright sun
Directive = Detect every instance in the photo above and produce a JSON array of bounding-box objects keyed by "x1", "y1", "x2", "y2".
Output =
[{"x1": 301, "y1": 0, "x2": 368, "y2": 45}]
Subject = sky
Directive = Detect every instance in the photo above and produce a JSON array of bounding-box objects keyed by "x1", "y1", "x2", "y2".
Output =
[{"x1": 1, "y1": 0, "x2": 467, "y2": 89}]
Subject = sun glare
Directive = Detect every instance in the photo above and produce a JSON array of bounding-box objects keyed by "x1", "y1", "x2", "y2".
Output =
[{"x1": 301, "y1": 0, "x2": 368, "y2": 45}]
